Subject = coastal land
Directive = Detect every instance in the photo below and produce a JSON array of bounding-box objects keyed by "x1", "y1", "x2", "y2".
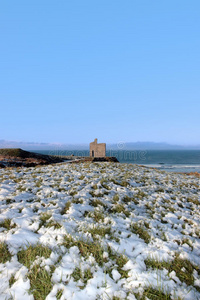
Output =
[
  {"x1": 0, "y1": 148, "x2": 118, "y2": 168},
  {"x1": 0, "y1": 160, "x2": 199, "y2": 299}
]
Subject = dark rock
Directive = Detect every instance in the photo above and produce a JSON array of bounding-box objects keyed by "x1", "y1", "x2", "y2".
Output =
[
  {"x1": 0, "y1": 148, "x2": 64, "y2": 168},
  {"x1": 69, "y1": 156, "x2": 119, "y2": 164},
  {"x1": 92, "y1": 157, "x2": 119, "y2": 162}
]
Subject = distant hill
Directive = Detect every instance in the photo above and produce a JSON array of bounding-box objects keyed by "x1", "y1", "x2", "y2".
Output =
[
  {"x1": 0, "y1": 140, "x2": 89, "y2": 150},
  {"x1": 107, "y1": 142, "x2": 200, "y2": 150},
  {"x1": 0, "y1": 139, "x2": 200, "y2": 150}
]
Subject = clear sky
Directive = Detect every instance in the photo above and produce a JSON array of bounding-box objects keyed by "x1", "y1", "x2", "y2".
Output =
[{"x1": 0, "y1": 1, "x2": 200, "y2": 145}]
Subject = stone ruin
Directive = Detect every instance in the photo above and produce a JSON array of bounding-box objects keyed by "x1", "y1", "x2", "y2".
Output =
[{"x1": 90, "y1": 138, "x2": 106, "y2": 158}]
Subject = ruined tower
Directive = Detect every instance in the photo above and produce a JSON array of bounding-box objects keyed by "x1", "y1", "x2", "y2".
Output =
[{"x1": 90, "y1": 138, "x2": 106, "y2": 157}]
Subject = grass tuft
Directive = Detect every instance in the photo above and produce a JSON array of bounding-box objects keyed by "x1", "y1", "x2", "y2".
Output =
[
  {"x1": 56, "y1": 289, "x2": 64, "y2": 299},
  {"x1": 90, "y1": 199, "x2": 107, "y2": 208},
  {"x1": 145, "y1": 254, "x2": 200, "y2": 288},
  {"x1": 9, "y1": 274, "x2": 16, "y2": 287},
  {"x1": 39, "y1": 213, "x2": 52, "y2": 228},
  {"x1": 100, "y1": 179, "x2": 111, "y2": 190},
  {"x1": 110, "y1": 204, "x2": 130, "y2": 217},
  {"x1": 130, "y1": 223, "x2": 151, "y2": 244},
  {"x1": 60, "y1": 201, "x2": 71, "y2": 215},
  {"x1": 88, "y1": 209, "x2": 105, "y2": 222},
  {"x1": 62, "y1": 235, "x2": 106, "y2": 267},
  {"x1": 17, "y1": 243, "x2": 51, "y2": 269},
  {"x1": 46, "y1": 220, "x2": 62, "y2": 229},
  {"x1": 71, "y1": 267, "x2": 93, "y2": 288},
  {"x1": 28, "y1": 265, "x2": 53, "y2": 300},
  {"x1": 87, "y1": 225, "x2": 112, "y2": 239},
  {"x1": 107, "y1": 245, "x2": 129, "y2": 278},
  {"x1": 0, "y1": 219, "x2": 16, "y2": 231},
  {"x1": 0, "y1": 242, "x2": 12, "y2": 263},
  {"x1": 142, "y1": 287, "x2": 172, "y2": 300}
]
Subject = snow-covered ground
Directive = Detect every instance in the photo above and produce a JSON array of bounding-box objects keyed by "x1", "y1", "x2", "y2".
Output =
[{"x1": 0, "y1": 162, "x2": 199, "y2": 300}]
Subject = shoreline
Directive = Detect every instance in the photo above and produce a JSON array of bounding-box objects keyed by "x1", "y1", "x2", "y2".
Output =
[{"x1": 0, "y1": 148, "x2": 200, "y2": 175}]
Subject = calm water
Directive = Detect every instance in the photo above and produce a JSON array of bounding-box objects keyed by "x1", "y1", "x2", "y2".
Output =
[{"x1": 33, "y1": 150, "x2": 200, "y2": 173}]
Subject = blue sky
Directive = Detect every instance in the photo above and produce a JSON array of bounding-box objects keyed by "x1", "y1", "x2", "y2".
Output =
[{"x1": 0, "y1": 1, "x2": 200, "y2": 145}]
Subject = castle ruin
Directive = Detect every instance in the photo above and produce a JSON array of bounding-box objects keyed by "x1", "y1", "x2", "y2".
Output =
[{"x1": 90, "y1": 139, "x2": 106, "y2": 157}]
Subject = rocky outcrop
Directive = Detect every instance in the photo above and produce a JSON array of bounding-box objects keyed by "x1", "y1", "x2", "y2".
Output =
[
  {"x1": 92, "y1": 157, "x2": 119, "y2": 162},
  {"x1": 0, "y1": 148, "x2": 119, "y2": 168},
  {"x1": 69, "y1": 156, "x2": 119, "y2": 164},
  {"x1": 0, "y1": 148, "x2": 64, "y2": 168}
]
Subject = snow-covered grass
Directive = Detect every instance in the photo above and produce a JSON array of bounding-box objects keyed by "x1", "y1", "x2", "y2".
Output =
[{"x1": 0, "y1": 162, "x2": 199, "y2": 300}]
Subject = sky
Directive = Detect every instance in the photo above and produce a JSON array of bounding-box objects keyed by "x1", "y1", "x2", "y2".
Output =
[{"x1": 0, "y1": 1, "x2": 200, "y2": 146}]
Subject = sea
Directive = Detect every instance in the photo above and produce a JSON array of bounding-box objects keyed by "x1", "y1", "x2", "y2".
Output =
[{"x1": 33, "y1": 150, "x2": 200, "y2": 174}]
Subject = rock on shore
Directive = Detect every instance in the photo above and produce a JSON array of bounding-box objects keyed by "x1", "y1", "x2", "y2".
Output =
[{"x1": 0, "y1": 148, "x2": 64, "y2": 167}]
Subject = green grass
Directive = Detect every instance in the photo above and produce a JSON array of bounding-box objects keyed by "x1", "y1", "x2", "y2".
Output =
[
  {"x1": 38, "y1": 213, "x2": 52, "y2": 229},
  {"x1": 35, "y1": 179, "x2": 43, "y2": 188},
  {"x1": 169, "y1": 255, "x2": 198, "y2": 286},
  {"x1": 63, "y1": 235, "x2": 129, "y2": 277},
  {"x1": 130, "y1": 223, "x2": 151, "y2": 244},
  {"x1": 88, "y1": 209, "x2": 105, "y2": 222},
  {"x1": 181, "y1": 238, "x2": 193, "y2": 250},
  {"x1": 120, "y1": 180, "x2": 129, "y2": 187},
  {"x1": 112, "y1": 194, "x2": 119, "y2": 203},
  {"x1": 17, "y1": 243, "x2": 52, "y2": 269},
  {"x1": 187, "y1": 197, "x2": 199, "y2": 205},
  {"x1": 71, "y1": 267, "x2": 93, "y2": 288},
  {"x1": 46, "y1": 220, "x2": 62, "y2": 229},
  {"x1": 87, "y1": 225, "x2": 112, "y2": 239},
  {"x1": 69, "y1": 190, "x2": 78, "y2": 196},
  {"x1": 0, "y1": 218, "x2": 16, "y2": 231},
  {"x1": 60, "y1": 201, "x2": 71, "y2": 215},
  {"x1": 72, "y1": 198, "x2": 84, "y2": 204},
  {"x1": 28, "y1": 264, "x2": 53, "y2": 300},
  {"x1": 90, "y1": 199, "x2": 107, "y2": 208},
  {"x1": 122, "y1": 195, "x2": 132, "y2": 203},
  {"x1": 100, "y1": 179, "x2": 111, "y2": 190},
  {"x1": 107, "y1": 245, "x2": 129, "y2": 278},
  {"x1": 74, "y1": 240, "x2": 105, "y2": 266},
  {"x1": 61, "y1": 234, "x2": 75, "y2": 249},
  {"x1": 0, "y1": 242, "x2": 12, "y2": 263},
  {"x1": 62, "y1": 235, "x2": 106, "y2": 267},
  {"x1": 110, "y1": 204, "x2": 130, "y2": 217},
  {"x1": 145, "y1": 254, "x2": 200, "y2": 288},
  {"x1": 91, "y1": 184, "x2": 98, "y2": 190},
  {"x1": 139, "y1": 287, "x2": 172, "y2": 300},
  {"x1": 32, "y1": 207, "x2": 39, "y2": 213},
  {"x1": 115, "y1": 253, "x2": 129, "y2": 278},
  {"x1": 6, "y1": 198, "x2": 15, "y2": 204},
  {"x1": 136, "y1": 190, "x2": 147, "y2": 199},
  {"x1": 145, "y1": 257, "x2": 170, "y2": 271},
  {"x1": 56, "y1": 289, "x2": 64, "y2": 299},
  {"x1": 9, "y1": 274, "x2": 16, "y2": 287},
  {"x1": 71, "y1": 266, "x2": 82, "y2": 282},
  {"x1": 89, "y1": 190, "x2": 104, "y2": 198}
]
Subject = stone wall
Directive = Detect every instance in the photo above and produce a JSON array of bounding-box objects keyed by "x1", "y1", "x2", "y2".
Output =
[{"x1": 90, "y1": 139, "x2": 106, "y2": 157}]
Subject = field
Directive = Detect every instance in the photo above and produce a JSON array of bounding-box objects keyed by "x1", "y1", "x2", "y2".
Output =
[{"x1": 0, "y1": 162, "x2": 200, "y2": 300}]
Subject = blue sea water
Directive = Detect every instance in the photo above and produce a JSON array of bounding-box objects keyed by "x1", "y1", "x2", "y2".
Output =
[{"x1": 33, "y1": 150, "x2": 200, "y2": 173}]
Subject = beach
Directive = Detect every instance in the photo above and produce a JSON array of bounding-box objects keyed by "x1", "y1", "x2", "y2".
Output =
[{"x1": 0, "y1": 162, "x2": 200, "y2": 300}]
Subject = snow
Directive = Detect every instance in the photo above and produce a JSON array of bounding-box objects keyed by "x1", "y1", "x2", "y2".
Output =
[{"x1": 0, "y1": 162, "x2": 199, "y2": 299}]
